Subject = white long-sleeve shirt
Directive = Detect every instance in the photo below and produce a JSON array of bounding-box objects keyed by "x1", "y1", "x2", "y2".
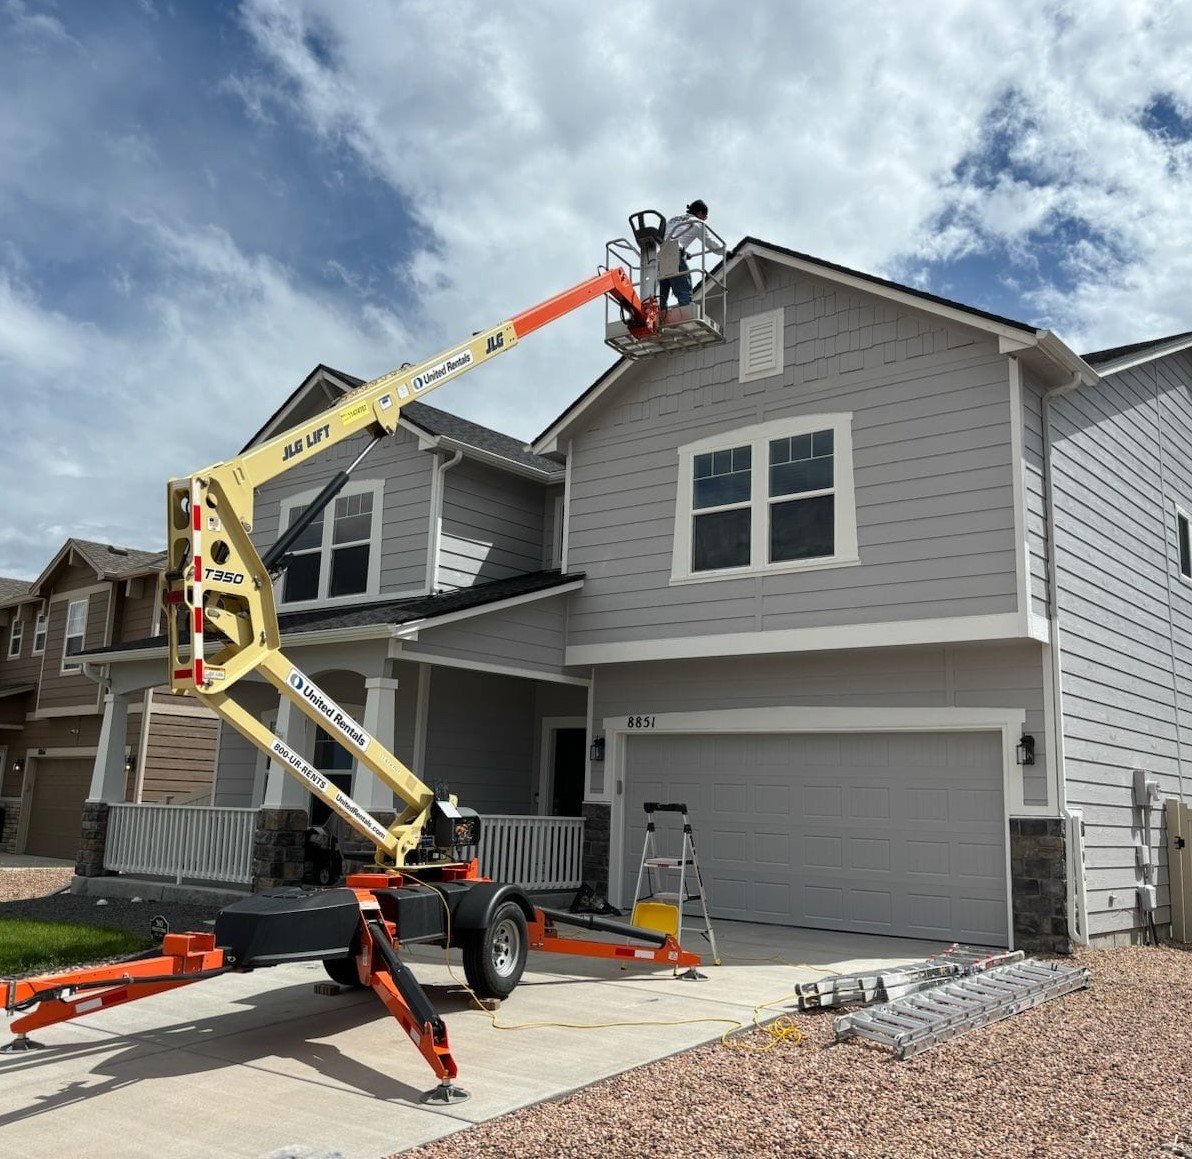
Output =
[{"x1": 664, "y1": 212, "x2": 725, "y2": 255}]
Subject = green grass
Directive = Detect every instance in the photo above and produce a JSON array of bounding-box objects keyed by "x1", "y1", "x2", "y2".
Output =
[{"x1": 0, "y1": 918, "x2": 153, "y2": 974}]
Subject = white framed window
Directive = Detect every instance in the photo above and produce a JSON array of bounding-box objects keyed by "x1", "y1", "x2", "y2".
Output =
[
  {"x1": 670, "y1": 413, "x2": 858, "y2": 582},
  {"x1": 61, "y1": 598, "x2": 88, "y2": 672},
  {"x1": 7, "y1": 616, "x2": 22, "y2": 659},
  {"x1": 278, "y1": 480, "x2": 384, "y2": 605},
  {"x1": 32, "y1": 611, "x2": 47, "y2": 655},
  {"x1": 1177, "y1": 506, "x2": 1192, "y2": 584},
  {"x1": 739, "y1": 308, "x2": 784, "y2": 383}
]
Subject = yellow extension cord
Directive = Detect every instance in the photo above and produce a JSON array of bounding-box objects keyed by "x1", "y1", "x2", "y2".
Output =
[{"x1": 405, "y1": 882, "x2": 839, "y2": 1052}]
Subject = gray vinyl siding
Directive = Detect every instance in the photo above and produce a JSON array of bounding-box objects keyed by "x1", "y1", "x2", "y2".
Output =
[
  {"x1": 1048, "y1": 352, "x2": 1192, "y2": 939},
  {"x1": 594, "y1": 640, "x2": 1049, "y2": 804},
  {"x1": 253, "y1": 424, "x2": 434, "y2": 599},
  {"x1": 213, "y1": 726, "x2": 257, "y2": 807},
  {"x1": 542, "y1": 484, "x2": 564, "y2": 569},
  {"x1": 409, "y1": 594, "x2": 572, "y2": 676},
  {"x1": 422, "y1": 667, "x2": 536, "y2": 814},
  {"x1": 1020, "y1": 370, "x2": 1051, "y2": 618},
  {"x1": 565, "y1": 267, "x2": 1020, "y2": 651},
  {"x1": 36, "y1": 590, "x2": 108, "y2": 712},
  {"x1": 437, "y1": 460, "x2": 547, "y2": 591}
]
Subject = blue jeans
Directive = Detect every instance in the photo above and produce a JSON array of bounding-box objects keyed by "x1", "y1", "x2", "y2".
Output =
[{"x1": 661, "y1": 252, "x2": 692, "y2": 307}]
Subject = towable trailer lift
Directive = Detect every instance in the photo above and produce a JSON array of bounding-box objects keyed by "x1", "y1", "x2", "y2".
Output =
[{"x1": 0, "y1": 215, "x2": 727, "y2": 1103}]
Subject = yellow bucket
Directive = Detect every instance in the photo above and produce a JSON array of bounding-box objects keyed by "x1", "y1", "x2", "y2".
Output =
[{"x1": 631, "y1": 901, "x2": 680, "y2": 938}]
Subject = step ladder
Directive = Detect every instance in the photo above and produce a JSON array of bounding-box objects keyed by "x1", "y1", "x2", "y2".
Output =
[
  {"x1": 631, "y1": 802, "x2": 721, "y2": 973},
  {"x1": 795, "y1": 944, "x2": 1025, "y2": 1010},
  {"x1": 833, "y1": 958, "x2": 1091, "y2": 1060}
]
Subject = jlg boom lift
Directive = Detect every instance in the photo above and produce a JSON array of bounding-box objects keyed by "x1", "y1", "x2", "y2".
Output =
[{"x1": 0, "y1": 213, "x2": 728, "y2": 1103}]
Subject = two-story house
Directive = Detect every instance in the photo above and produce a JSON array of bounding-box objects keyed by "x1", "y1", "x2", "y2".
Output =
[
  {"x1": 0, "y1": 539, "x2": 220, "y2": 858},
  {"x1": 79, "y1": 235, "x2": 1192, "y2": 952}
]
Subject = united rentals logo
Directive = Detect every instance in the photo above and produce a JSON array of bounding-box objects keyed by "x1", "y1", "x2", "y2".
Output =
[
  {"x1": 285, "y1": 669, "x2": 371, "y2": 752},
  {"x1": 411, "y1": 350, "x2": 473, "y2": 393}
]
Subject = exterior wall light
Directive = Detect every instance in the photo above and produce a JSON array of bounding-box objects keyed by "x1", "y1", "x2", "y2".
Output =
[
  {"x1": 589, "y1": 737, "x2": 605, "y2": 762},
  {"x1": 1016, "y1": 734, "x2": 1036, "y2": 766}
]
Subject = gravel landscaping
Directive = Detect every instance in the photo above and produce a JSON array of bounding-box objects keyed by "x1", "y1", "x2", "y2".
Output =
[{"x1": 5, "y1": 867, "x2": 1191, "y2": 1158}]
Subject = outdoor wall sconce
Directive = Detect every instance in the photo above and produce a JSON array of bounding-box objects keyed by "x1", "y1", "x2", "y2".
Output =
[
  {"x1": 1016, "y1": 734, "x2": 1036, "y2": 766},
  {"x1": 589, "y1": 737, "x2": 605, "y2": 762},
  {"x1": 124, "y1": 753, "x2": 136, "y2": 775},
  {"x1": 11, "y1": 758, "x2": 24, "y2": 775}
]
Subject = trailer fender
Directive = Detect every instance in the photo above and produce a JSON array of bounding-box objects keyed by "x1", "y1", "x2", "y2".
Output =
[{"x1": 449, "y1": 881, "x2": 535, "y2": 939}]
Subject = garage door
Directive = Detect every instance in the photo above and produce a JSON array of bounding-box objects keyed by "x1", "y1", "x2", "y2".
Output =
[
  {"x1": 25, "y1": 757, "x2": 93, "y2": 860},
  {"x1": 624, "y1": 731, "x2": 1008, "y2": 945}
]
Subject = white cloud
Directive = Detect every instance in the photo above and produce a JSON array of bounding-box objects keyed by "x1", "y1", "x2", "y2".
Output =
[{"x1": 3, "y1": 0, "x2": 1192, "y2": 577}]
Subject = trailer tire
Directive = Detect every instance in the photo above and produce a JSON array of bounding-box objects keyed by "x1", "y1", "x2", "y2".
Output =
[
  {"x1": 323, "y1": 955, "x2": 366, "y2": 988},
  {"x1": 462, "y1": 900, "x2": 528, "y2": 999}
]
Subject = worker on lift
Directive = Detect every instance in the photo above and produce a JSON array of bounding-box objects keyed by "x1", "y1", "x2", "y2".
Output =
[{"x1": 660, "y1": 198, "x2": 725, "y2": 309}]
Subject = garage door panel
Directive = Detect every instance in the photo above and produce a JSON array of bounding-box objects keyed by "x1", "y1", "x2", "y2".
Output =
[
  {"x1": 26, "y1": 757, "x2": 93, "y2": 860},
  {"x1": 624, "y1": 730, "x2": 1008, "y2": 944}
]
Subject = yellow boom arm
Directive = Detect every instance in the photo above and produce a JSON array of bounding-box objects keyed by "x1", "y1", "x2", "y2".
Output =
[{"x1": 163, "y1": 268, "x2": 649, "y2": 867}]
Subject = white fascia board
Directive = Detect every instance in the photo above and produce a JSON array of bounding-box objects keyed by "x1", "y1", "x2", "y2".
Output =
[
  {"x1": 1090, "y1": 333, "x2": 1192, "y2": 376},
  {"x1": 567, "y1": 611, "x2": 1044, "y2": 666},
  {"x1": 429, "y1": 435, "x2": 564, "y2": 483},
  {"x1": 394, "y1": 645, "x2": 590, "y2": 687},
  {"x1": 737, "y1": 244, "x2": 1038, "y2": 343},
  {"x1": 532, "y1": 361, "x2": 635, "y2": 455},
  {"x1": 1033, "y1": 331, "x2": 1100, "y2": 385}
]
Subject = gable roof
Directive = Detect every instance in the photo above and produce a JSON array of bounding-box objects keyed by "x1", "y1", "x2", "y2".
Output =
[
  {"x1": 532, "y1": 236, "x2": 1099, "y2": 453},
  {"x1": 244, "y1": 364, "x2": 561, "y2": 480},
  {"x1": 0, "y1": 577, "x2": 32, "y2": 606},
  {"x1": 27, "y1": 538, "x2": 165, "y2": 599},
  {"x1": 81, "y1": 569, "x2": 582, "y2": 659},
  {"x1": 1082, "y1": 330, "x2": 1192, "y2": 372}
]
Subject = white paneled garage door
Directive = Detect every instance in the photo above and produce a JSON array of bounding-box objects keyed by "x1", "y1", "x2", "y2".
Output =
[{"x1": 623, "y1": 731, "x2": 1008, "y2": 945}]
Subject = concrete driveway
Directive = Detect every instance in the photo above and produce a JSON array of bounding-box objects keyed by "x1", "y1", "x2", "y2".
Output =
[{"x1": 0, "y1": 920, "x2": 950, "y2": 1159}]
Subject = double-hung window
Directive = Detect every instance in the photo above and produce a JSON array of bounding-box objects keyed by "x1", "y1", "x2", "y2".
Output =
[
  {"x1": 672, "y1": 414, "x2": 858, "y2": 581},
  {"x1": 32, "y1": 611, "x2": 47, "y2": 654},
  {"x1": 62, "y1": 599, "x2": 88, "y2": 672},
  {"x1": 278, "y1": 481, "x2": 383, "y2": 605},
  {"x1": 7, "y1": 617, "x2": 22, "y2": 659}
]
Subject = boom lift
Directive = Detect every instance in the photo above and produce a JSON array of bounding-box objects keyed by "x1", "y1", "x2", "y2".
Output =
[{"x1": 1, "y1": 220, "x2": 728, "y2": 1103}]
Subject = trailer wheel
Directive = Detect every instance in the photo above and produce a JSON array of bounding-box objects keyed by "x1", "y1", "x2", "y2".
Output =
[
  {"x1": 462, "y1": 901, "x2": 528, "y2": 999},
  {"x1": 322, "y1": 955, "x2": 366, "y2": 988}
]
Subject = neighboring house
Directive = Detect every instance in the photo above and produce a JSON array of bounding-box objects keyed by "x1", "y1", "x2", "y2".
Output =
[
  {"x1": 0, "y1": 539, "x2": 220, "y2": 858},
  {"x1": 82, "y1": 239, "x2": 1192, "y2": 951}
]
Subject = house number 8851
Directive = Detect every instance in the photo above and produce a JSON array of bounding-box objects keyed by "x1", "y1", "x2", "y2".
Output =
[{"x1": 626, "y1": 715, "x2": 656, "y2": 729}]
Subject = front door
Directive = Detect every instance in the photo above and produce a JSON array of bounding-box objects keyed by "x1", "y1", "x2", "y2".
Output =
[{"x1": 549, "y1": 727, "x2": 586, "y2": 816}]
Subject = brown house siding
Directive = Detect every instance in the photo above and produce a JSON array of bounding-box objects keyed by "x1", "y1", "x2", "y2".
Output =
[{"x1": 36, "y1": 590, "x2": 109, "y2": 713}]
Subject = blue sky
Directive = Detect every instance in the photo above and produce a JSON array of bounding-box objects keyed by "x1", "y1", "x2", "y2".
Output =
[{"x1": 2, "y1": 0, "x2": 1192, "y2": 578}]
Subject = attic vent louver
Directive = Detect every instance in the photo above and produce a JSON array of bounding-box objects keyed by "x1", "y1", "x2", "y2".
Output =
[{"x1": 739, "y1": 308, "x2": 783, "y2": 383}]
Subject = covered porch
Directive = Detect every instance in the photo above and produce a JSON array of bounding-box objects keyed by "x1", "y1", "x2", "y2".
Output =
[{"x1": 77, "y1": 583, "x2": 596, "y2": 897}]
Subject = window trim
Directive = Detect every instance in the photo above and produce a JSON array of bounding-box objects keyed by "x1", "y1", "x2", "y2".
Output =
[
  {"x1": 670, "y1": 413, "x2": 859, "y2": 583},
  {"x1": 1177, "y1": 504, "x2": 1192, "y2": 585},
  {"x1": 7, "y1": 616, "x2": 23, "y2": 659},
  {"x1": 32, "y1": 610, "x2": 47, "y2": 655},
  {"x1": 277, "y1": 479, "x2": 385, "y2": 607},
  {"x1": 61, "y1": 598, "x2": 89, "y2": 673}
]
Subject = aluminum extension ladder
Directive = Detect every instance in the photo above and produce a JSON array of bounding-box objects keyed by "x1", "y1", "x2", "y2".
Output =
[
  {"x1": 631, "y1": 802, "x2": 721, "y2": 970},
  {"x1": 833, "y1": 958, "x2": 1091, "y2": 1060},
  {"x1": 795, "y1": 944, "x2": 1025, "y2": 1010}
]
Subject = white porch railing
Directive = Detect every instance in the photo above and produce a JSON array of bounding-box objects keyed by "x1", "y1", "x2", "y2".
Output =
[
  {"x1": 478, "y1": 815, "x2": 584, "y2": 891},
  {"x1": 105, "y1": 804, "x2": 256, "y2": 885},
  {"x1": 101, "y1": 806, "x2": 583, "y2": 893}
]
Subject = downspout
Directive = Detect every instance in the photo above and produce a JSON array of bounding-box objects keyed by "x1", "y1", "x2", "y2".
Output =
[
  {"x1": 425, "y1": 448, "x2": 463, "y2": 592},
  {"x1": 1152, "y1": 360, "x2": 1187, "y2": 809},
  {"x1": 1041, "y1": 371, "x2": 1085, "y2": 941}
]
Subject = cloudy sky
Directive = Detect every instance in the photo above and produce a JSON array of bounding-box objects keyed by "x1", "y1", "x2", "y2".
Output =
[{"x1": 2, "y1": 0, "x2": 1191, "y2": 579}]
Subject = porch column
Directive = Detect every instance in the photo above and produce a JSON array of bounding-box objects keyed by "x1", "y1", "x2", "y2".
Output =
[
  {"x1": 263, "y1": 694, "x2": 310, "y2": 808},
  {"x1": 88, "y1": 691, "x2": 131, "y2": 802},
  {"x1": 353, "y1": 676, "x2": 399, "y2": 811}
]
